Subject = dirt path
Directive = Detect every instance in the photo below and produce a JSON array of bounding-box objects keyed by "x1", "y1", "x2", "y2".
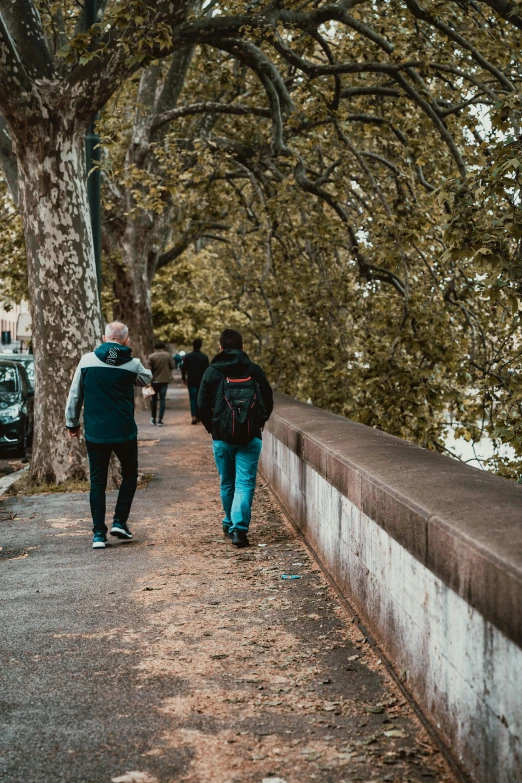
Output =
[{"x1": 0, "y1": 386, "x2": 456, "y2": 783}]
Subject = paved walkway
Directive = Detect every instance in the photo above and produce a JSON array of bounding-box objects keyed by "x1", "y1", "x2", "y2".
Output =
[{"x1": 0, "y1": 386, "x2": 456, "y2": 783}]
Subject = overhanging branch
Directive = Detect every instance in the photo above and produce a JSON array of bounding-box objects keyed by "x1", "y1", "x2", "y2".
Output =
[{"x1": 152, "y1": 102, "x2": 271, "y2": 133}]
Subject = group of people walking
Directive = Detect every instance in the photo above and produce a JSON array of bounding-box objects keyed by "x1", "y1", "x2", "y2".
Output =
[{"x1": 65, "y1": 323, "x2": 273, "y2": 550}]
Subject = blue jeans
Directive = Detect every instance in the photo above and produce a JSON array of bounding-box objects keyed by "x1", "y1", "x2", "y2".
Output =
[
  {"x1": 188, "y1": 386, "x2": 199, "y2": 418},
  {"x1": 212, "y1": 438, "x2": 262, "y2": 533}
]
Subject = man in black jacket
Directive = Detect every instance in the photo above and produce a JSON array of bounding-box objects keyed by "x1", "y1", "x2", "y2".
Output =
[
  {"x1": 181, "y1": 338, "x2": 209, "y2": 424},
  {"x1": 198, "y1": 329, "x2": 274, "y2": 548}
]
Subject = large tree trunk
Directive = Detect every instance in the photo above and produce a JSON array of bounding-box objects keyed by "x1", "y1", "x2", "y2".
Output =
[
  {"x1": 112, "y1": 206, "x2": 174, "y2": 365},
  {"x1": 16, "y1": 123, "x2": 103, "y2": 484},
  {"x1": 113, "y1": 248, "x2": 155, "y2": 366}
]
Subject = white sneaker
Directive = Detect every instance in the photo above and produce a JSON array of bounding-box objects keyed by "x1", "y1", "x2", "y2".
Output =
[{"x1": 110, "y1": 523, "x2": 133, "y2": 540}]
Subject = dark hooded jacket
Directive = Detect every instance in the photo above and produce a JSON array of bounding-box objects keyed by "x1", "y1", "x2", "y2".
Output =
[
  {"x1": 197, "y1": 349, "x2": 274, "y2": 441},
  {"x1": 65, "y1": 342, "x2": 152, "y2": 443},
  {"x1": 181, "y1": 349, "x2": 209, "y2": 387}
]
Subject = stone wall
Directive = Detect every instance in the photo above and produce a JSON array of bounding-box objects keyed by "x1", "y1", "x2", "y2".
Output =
[{"x1": 260, "y1": 394, "x2": 522, "y2": 783}]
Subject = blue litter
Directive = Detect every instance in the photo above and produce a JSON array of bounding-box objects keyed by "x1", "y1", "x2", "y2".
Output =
[{"x1": 281, "y1": 574, "x2": 301, "y2": 580}]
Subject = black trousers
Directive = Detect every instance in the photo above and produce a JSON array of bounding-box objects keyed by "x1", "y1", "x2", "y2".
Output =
[
  {"x1": 86, "y1": 438, "x2": 138, "y2": 535},
  {"x1": 150, "y1": 382, "x2": 168, "y2": 421}
]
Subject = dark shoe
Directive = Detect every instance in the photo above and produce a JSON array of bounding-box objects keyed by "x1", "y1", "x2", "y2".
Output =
[
  {"x1": 157, "y1": 420, "x2": 164, "y2": 427},
  {"x1": 110, "y1": 522, "x2": 133, "y2": 540},
  {"x1": 223, "y1": 526, "x2": 232, "y2": 539},
  {"x1": 191, "y1": 417, "x2": 198, "y2": 425},
  {"x1": 92, "y1": 534, "x2": 107, "y2": 549},
  {"x1": 231, "y1": 530, "x2": 249, "y2": 548},
  {"x1": 150, "y1": 418, "x2": 156, "y2": 425}
]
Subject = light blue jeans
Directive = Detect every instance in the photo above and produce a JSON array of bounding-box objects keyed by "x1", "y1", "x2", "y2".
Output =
[{"x1": 212, "y1": 438, "x2": 262, "y2": 533}]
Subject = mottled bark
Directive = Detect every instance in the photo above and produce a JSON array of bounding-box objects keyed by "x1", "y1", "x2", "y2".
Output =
[
  {"x1": 0, "y1": 1, "x2": 198, "y2": 484},
  {"x1": 112, "y1": 240, "x2": 156, "y2": 365},
  {"x1": 109, "y1": 62, "x2": 181, "y2": 364},
  {"x1": 16, "y1": 125, "x2": 103, "y2": 484},
  {"x1": 0, "y1": 116, "x2": 18, "y2": 203}
]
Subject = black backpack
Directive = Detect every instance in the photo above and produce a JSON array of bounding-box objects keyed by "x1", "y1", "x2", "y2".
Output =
[{"x1": 212, "y1": 364, "x2": 267, "y2": 444}]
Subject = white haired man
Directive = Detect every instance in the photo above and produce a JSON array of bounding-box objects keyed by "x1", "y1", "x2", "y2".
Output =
[{"x1": 65, "y1": 322, "x2": 152, "y2": 549}]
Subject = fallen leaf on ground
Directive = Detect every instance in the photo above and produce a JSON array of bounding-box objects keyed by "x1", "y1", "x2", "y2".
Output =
[{"x1": 111, "y1": 772, "x2": 158, "y2": 783}]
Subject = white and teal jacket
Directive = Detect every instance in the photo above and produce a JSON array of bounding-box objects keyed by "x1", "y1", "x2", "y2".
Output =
[{"x1": 65, "y1": 342, "x2": 152, "y2": 444}]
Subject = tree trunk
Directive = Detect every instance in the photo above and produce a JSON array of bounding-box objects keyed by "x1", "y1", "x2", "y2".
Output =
[
  {"x1": 112, "y1": 208, "x2": 174, "y2": 365},
  {"x1": 16, "y1": 123, "x2": 103, "y2": 484},
  {"x1": 113, "y1": 231, "x2": 154, "y2": 366}
]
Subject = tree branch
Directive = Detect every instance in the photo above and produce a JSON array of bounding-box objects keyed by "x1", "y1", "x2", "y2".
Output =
[
  {"x1": 340, "y1": 85, "x2": 401, "y2": 99},
  {"x1": 0, "y1": 115, "x2": 18, "y2": 204},
  {"x1": 478, "y1": 0, "x2": 522, "y2": 30},
  {"x1": 0, "y1": 0, "x2": 54, "y2": 80},
  {"x1": 151, "y1": 101, "x2": 271, "y2": 133},
  {"x1": 154, "y1": 44, "x2": 194, "y2": 119},
  {"x1": 216, "y1": 38, "x2": 293, "y2": 156},
  {"x1": 156, "y1": 222, "x2": 230, "y2": 270},
  {"x1": 0, "y1": 9, "x2": 34, "y2": 110},
  {"x1": 279, "y1": 6, "x2": 394, "y2": 54},
  {"x1": 404, "y1": 0, "x2": 515, "y2": 92},
  {"x1": 394, "y1": 72, "x2": 467, "y2": 177}
]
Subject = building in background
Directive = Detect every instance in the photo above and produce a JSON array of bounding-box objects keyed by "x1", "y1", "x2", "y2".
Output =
[{"x1": 0, "y1": 301, "x2": 31, "y2": 353}]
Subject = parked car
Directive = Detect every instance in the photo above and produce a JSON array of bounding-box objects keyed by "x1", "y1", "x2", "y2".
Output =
[
  {"x1": 0, "y1": 360, "x2": 34, "y2": 456},
  {"x1": 9, "y1": 354, "x2": 35, "y2": 391}
]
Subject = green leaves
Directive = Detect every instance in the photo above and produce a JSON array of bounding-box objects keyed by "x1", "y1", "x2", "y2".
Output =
[
  {"x1": 28, "y1": 0, "x2": 522, "y2": 480},
  {"x1": 61, "y1": 1, "x2": 173, "y2": 69}
]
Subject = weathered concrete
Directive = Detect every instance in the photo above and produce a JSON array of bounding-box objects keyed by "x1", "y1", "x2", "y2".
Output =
[
  {"x1": 260, "y1": 393, "x2": 522, "y2": 783},
  {"x1": 0, "y1": 387, "x2": 455, "y2": 783},
  {"x1": 0, "y1": 466, "x2": 28, "y2": 496}
]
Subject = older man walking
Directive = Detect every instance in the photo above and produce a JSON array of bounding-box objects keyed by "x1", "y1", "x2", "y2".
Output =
[{"x1": 65, "y1": 321, "x2": 152, "y2": 549}]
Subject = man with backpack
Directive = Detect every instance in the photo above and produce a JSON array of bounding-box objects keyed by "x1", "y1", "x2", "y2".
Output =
[{"x1": 197, "y1": 329, "x2": 274, "y2": 548}]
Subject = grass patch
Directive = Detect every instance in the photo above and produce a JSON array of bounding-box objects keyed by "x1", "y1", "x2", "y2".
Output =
[
  {"x1": 138, "y1": 472, "x2": 154, "y2": 489},
  {"x1": 6, "y1": 471, "x2": 155, "y2": 496},
  {"x1": 6, "y1": 473, "x2": 90, "y2": 496}
]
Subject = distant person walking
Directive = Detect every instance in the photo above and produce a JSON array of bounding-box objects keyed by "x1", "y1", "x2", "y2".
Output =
[
  {"x1": 148, "y1": 341, "x2": 175, "y2": 426},
  {"x1": 65, "y1": 321, "x2": 152, "y2": 549},
  {"x1": 198, "y1": 329, "x2": 273, "y2": 548},
  {"x1": 182, "y1": 338, "x2": 209, "y2": 424}
]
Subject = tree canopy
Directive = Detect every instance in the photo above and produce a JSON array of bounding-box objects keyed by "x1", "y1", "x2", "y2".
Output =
[{"x1": 0, "y1": 0, "x2": 521, "y2": 478}]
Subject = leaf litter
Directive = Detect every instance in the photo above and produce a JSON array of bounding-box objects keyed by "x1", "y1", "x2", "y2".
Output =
[{"x1": 128, "y1": 415, "x2": 458, "y2": 783}]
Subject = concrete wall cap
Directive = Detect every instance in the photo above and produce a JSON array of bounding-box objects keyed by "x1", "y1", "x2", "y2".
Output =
[{"x1": 266, "y1": 393, "x2": 522, "y2": 645}]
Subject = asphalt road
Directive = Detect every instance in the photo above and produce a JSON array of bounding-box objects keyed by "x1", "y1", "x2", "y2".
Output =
[{"x1": 0, "y1": 387, "x2": 455, "y2": 783}]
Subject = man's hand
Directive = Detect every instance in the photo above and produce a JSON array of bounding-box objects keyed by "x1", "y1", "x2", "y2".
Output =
[{"x1": 68, "y1": 427, "x2": 80, "y2": 439}]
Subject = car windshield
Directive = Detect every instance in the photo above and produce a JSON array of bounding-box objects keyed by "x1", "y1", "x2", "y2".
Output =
[{"x1": 0, "y1": 365, "x2": 18, "y2": 394}]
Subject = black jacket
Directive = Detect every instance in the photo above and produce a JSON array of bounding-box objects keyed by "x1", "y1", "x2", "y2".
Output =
[
  {"x1": 197, "y1": 349, "x2": 274, "y2": 441},
  {"x1": 181, "y1": 350, "x2": 209, "y2": 387}
]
